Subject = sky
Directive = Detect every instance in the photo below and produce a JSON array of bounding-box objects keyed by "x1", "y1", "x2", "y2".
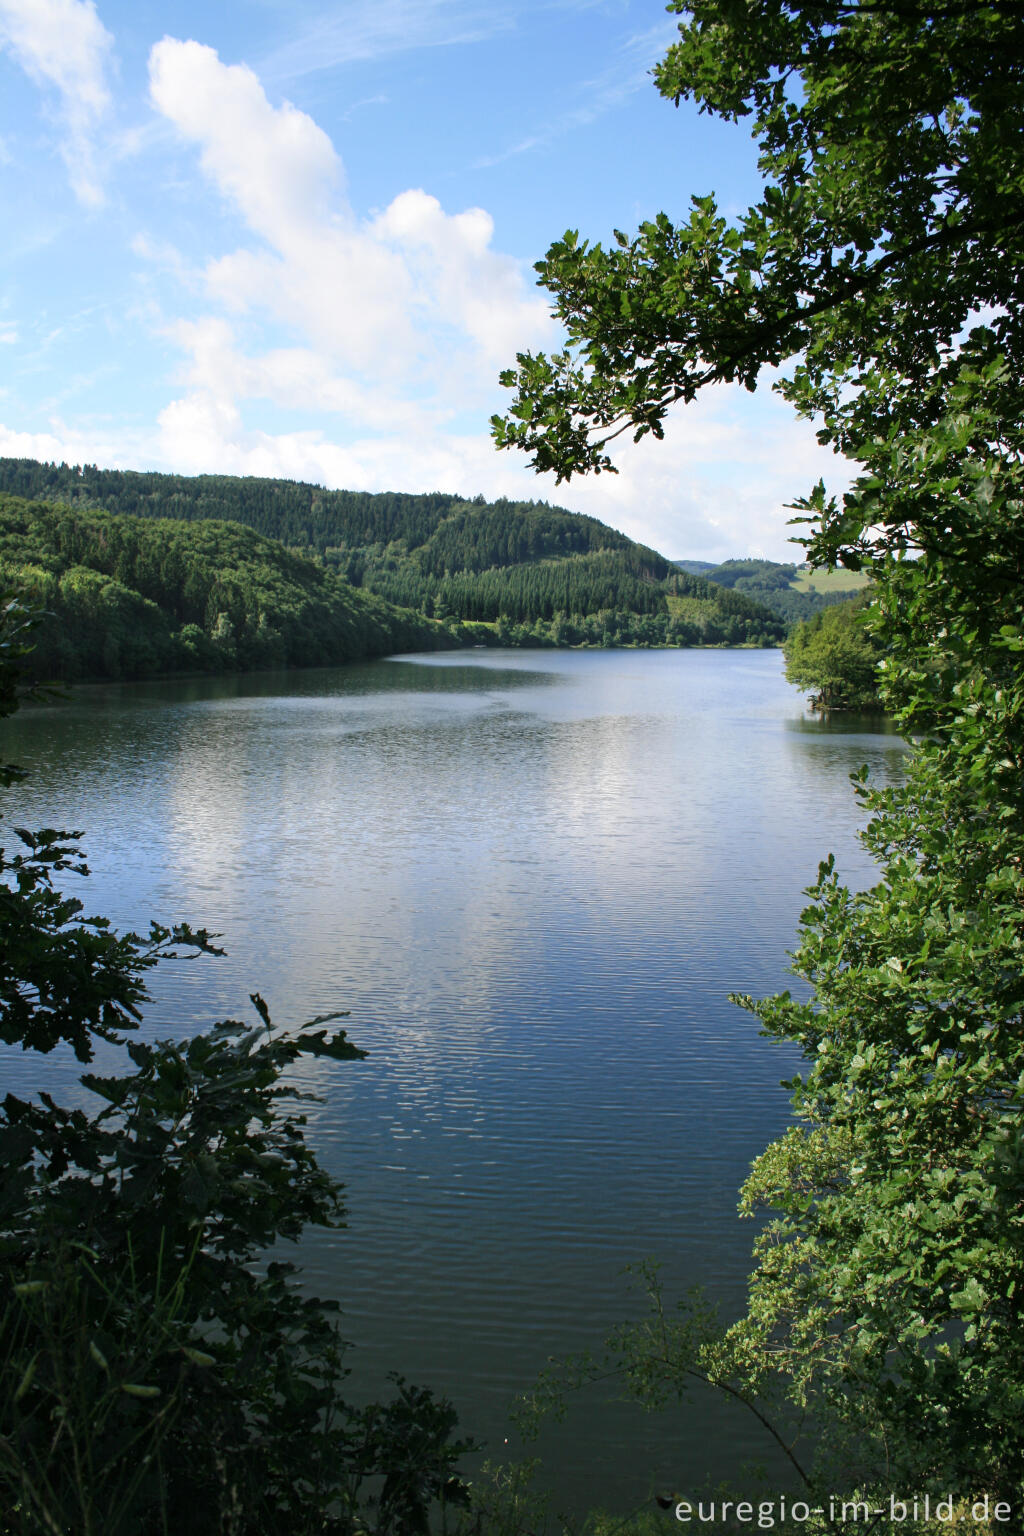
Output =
[{"x1": 0, "y1": 0, "x2": 848, "y2": 562}]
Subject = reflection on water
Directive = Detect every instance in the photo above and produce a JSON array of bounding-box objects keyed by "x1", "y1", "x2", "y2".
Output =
[{"x1": 1, "y1": 649, "x2": 907, "y2": 1512}]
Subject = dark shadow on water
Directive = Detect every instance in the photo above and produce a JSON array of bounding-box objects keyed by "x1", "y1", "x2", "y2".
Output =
[
  {"x1": 784, "y1": 708, "x2": 906, "y2": 747},
  {"x1": 13, "y1": 652, "x2": 564, "y2": 717},
  {"x1": 378, "y1": 655, "x2": 563, "y2": 694}
]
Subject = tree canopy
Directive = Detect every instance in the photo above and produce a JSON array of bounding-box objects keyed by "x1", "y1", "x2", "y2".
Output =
[
  {"x1": 782, "y1": 594, "x2": 884, "y2": 711},
  {"x1": 494, "y1": 0, "x2": 1024, "y2": 1518},
  {"x1": 0, "y1": 494, "x2": 449, "y2": 682},
  {"x1": 493, "y1": 0, "x2": 1024, "y2": 488}
]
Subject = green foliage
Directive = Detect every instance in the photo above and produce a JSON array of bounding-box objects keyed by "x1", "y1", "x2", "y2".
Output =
[
  {"x1": 0, "y1": 601, "x2": 474, "y2": 1533},
  {"x1": 491, "y1": 1, "x2": 1024, "y2": 485},
  {"x1": 781, "y1": 595, "x2": 884, "y2": 711},
  {"x1": 0, "y1": 493, "x2": 449, "y2": 682},
  {"x1": 725, "y1": 353, "x2": 1024, "y2": 1505},
  {"x1": 492, "y1": 0, "x2": 1024, "y2": 1517},
  {"x1": 704, "y1": 559, "x2": 798, "y2": 593},
  {"x1": 0, "y1": 465, "x2": 787, "y2": 652}
]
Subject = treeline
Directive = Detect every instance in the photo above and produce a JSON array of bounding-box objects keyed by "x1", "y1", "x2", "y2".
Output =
[
  {"x1": 0, "y1": 459, "x2": 468, "y2": 551},
  {"x1": 494, "y1": 597, "x2": 778, "y2": 648},
  {"x1": 394, "y1": 501, "x2": 641, "y2": 574},
  {"x1": 0, "y1": 460, "x2": 786, "y2": 648},
  {"x1": 0, "y1": 495, "x2": 449, "y2": 682}
]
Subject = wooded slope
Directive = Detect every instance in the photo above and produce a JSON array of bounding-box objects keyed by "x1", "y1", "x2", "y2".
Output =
[
  {"x1": 0, "y1": 493, "x2": 447, "y2": 681},
  {"x1": 0, "y1": 459, "x2": 786, "y2": 647}
]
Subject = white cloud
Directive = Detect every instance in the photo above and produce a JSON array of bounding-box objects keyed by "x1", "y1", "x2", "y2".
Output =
[
  {"x1": 149, "y1": 38, "x2": 342, "y2": 237},
  {"x1": 145, "y1": 37, "x2": 553, "y2": 435},
  {"x1": 150, "y1": 404, "x2": 545, "y2": 501},
  {"x1": 0, "y1": 419, "x2": 143, "y2": 467},
  {"x1": 558, "y1": 384, "x2": 850, "y2": 561},
  {"x1": 0, "y1": 0, "x2": 113, "y2": 205},
  {"x1": 164, "y1": 316, "x2": 435, "y2": 435},
  {"x1": 371, "y1": 190, "x2": 549, "y2": 365}
]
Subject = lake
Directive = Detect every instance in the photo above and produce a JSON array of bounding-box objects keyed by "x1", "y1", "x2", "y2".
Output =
[{"x1": 1, "y1": 647, "x2": 906, "y2": 1518}]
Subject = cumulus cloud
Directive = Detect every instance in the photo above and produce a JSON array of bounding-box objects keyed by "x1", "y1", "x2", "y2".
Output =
[
  {"x1": 148, "y1": 38, "x2": 551, "y2": 390},
  {"x1": 371, "y1": 190, "x2": 545, "y2": 365},
  {"x1": 151, "y1": 400, "x2": 550, "y2": 503},
  {"x1": 0, "y1": 418, "x2": 143, "y2": 468},
  {"x1": 0, "y1": 0, "x2": 113, "y2": 204},
  {"x1": 149, "y1": 38, "x2": 342, "y2": 237},
  {"x1": 164, "y1": 316, "x2": 434, "y2": 435}
]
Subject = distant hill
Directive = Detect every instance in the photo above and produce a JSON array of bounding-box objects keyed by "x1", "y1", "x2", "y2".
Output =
[
  {"x1": 0, "y1": 460, "x2": 788, "y2": 651},
  {"x1": 675, "y1": 556, "x2": 869, "y2": 623},
  {"x1": 672, "y1": 558, "x2": 718, "y2": 575}
]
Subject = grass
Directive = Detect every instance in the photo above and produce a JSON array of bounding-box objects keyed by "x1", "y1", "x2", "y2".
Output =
[{"x1": 791, "y1": 566, "x2": 869, "y2": 594}]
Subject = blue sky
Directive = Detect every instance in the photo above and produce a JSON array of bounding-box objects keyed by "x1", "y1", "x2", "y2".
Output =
[{"x1": 0, "y1": 0, "x2": 846, "y2": 560}]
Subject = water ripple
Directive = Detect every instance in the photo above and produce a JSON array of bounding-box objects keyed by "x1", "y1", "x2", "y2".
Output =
[{"x1": 1, "y1": 648, "x2": 906, "y2": 1511}]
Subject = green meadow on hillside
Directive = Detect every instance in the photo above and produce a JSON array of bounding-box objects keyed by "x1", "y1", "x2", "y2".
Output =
[{"x1": 791, "y1": 565, "x2": 869, "y2": 595}]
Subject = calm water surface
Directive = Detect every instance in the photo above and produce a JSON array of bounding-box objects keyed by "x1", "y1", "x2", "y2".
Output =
[{"x1": 2, "y1": 648, "x2": 906, "y2": 1514}]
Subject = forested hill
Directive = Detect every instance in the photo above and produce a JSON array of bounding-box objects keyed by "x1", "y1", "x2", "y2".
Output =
[
  {"x1": 0, "y1": 459, "x2": 787, "y2": 648},
  {"x1": 0, "y1": 458, "x2": 649, "y2": 569},
  {"x1": 0, "y1": 494, "x2": 450, "y2": 682}
]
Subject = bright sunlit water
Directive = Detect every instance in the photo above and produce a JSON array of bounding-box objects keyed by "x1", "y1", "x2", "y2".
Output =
[{"x1": 1, "y1": 648, "x2": 906, "y2": 1517}]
